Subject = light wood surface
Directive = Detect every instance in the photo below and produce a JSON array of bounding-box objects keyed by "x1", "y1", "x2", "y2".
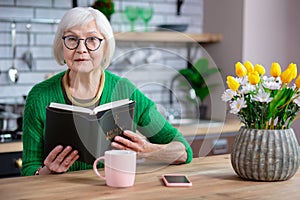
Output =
[
  {"x1": 0, "y1": 154, "x2": 299, "y2": 200},
  {"x1": 0, "y1": 141, "x2": 22, "y2": 153},
  {"x1": 114, "y1": 32, "x2": 223, "y2": 43},
  {"x1": 177, "y1": 119, "x2": 241, "y2": 137}
]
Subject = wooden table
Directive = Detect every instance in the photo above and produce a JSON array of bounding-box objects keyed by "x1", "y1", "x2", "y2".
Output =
[{"x1": 1, "y1": 154, "x2": 299, "y2": 200}]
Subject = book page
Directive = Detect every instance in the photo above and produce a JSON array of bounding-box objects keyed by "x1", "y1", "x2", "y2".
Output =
[
  {"x1": 92, "y1": 99, "x2": 132, "y2": 114},
  {"x1": 49, "y1": 102, "x2": 93, "y2": 114}
]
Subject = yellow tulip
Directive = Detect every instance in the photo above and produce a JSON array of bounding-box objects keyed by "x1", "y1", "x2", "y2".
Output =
[
  {"x1": 270, "y1": 62, "x2": 281, "y2": 77},
  {"x1": 287, "y1": 63, "x2": 297, "y2": 79},
  {"x1": 254, "y1": 64, "x2": 265, "y2": 75},
  {"x1": 248, "y1": 71, "x2": 260, "y2": 85},
  {"x1": 295, "y1": 74, "x2": 300, "y2": 88},
  {"x1": 227, "y1": 76, "x2": 240, "y2": 91},
  {"x1": 244, "y1": 60, "x2": 254, "y2": 73},
  {"x1": 280, "y1": 68, "x2": 293, "y2": 84},
  {"x1": 235, "y1": 62, "x2": 247, "y2": 77}
]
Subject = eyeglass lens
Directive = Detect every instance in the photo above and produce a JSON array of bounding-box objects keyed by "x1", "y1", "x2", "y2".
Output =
[{"x1": 62, "y1": 36, "x2": 103, "y2": 51}]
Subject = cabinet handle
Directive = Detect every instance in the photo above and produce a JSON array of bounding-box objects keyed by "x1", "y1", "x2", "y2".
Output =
[
  {"x1": 212, "y1": 139, "x2": 228, "y2": 155},
  {"x1": 15, "y1": 158, "x2": 22, "y2": 169}
]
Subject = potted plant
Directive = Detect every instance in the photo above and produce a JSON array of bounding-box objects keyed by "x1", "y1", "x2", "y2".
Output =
[
  {"x1": 177, "y1": 58, "x2": 221, "y2": 119},
  {"x1": 92, "y1": 0, "x2": 115, "y2": 21},
  {"x1": 222, "y1": 61, "x2": 300, "y2": 181}
]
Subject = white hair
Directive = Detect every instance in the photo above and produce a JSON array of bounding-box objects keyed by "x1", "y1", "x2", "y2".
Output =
[{"x1": 53, "y1": 7, "x2": 115, "y2": 69}]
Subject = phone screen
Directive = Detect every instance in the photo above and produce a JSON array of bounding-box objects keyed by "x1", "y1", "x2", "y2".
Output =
[
  {"x1": 164, "y1": 175, "x2": 190, "y2": 183},
  {"x1": 162, "y1": 174, "x2": 192, "y2": 186}
]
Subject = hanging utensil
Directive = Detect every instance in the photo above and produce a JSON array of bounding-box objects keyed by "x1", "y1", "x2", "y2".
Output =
[
  {"x1": 22, "y1": 23, "x2": 33, "y2": 70},
  {"x1": 7, "y1": 22, "x2": 19, "y2": 83}
]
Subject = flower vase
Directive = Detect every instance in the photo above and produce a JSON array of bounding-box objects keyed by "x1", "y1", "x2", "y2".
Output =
[{"x1": 231, "y1": 127, "x2": 300, "y2": 181}]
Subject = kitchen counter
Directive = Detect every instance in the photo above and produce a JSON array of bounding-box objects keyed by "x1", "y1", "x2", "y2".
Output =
[
  {"x1": 176, "y1": 119, "x2": 241, "y2": 157},
  {"x1": 1, "y1": 154, "x2": 299, "y2": 200},
  {"x1": 176, "y1": 119, "x2": 241, "y2": 137},
  {"x1": 0, "y1": 119, "x2": 241, "y2": 154},
  {"x1": 0, "y1": 141, "x2": 22, "y2": 153}
]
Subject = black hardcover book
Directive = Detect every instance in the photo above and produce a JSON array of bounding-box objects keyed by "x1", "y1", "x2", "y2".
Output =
[{"x1": 44, "y1": 99, "x2": 136, "y2": 164}]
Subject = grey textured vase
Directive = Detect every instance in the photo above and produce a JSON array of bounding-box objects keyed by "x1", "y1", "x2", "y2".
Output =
[{"x1": 231, "y1": 127, "x2": 300, "y2": 181}]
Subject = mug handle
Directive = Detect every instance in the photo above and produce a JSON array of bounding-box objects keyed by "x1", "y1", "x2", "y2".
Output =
[{"x1": 93, "y1": 156, "x2": 106, "y2": 180}]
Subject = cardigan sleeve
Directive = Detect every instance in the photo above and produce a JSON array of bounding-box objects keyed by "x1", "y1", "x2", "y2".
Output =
[{"x1": 21, "y1": 87, "x2": 47, "y2": 176}]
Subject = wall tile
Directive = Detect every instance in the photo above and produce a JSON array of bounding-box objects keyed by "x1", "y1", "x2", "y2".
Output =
[
  {"x1": 17, "y1": 0, "x2": 52, "y2": 7},
  {"x1": 36, "y1": 34, "x2": 55, "y2": 45},
  {"x1": 35, "y1": 60, "x2": 63, "y2": 71},
  {"x1": 0, "y1": 85, "x2": 32, "y2": 98},
  {"x1": 35, "y1": 8, "x2": 68, "y2": 19},
  {"x1": 0, "y1": 0, "x2": 14, "y2": 6},
  {"x1": 0, "y1": 7, "x2": 33, "y2": 18},
  {"x1": 53, "y1": 0, "x2": 72, "y2": 8}
]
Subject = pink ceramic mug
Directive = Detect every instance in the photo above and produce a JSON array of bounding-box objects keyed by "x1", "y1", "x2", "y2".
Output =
[{"x1": 93, "y1": 150, "x2": 136, "y2": 187}]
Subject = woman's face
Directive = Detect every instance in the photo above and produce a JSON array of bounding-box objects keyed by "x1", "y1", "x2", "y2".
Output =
[{"x1": 62, "y1": 20, "x2": 105, "y2": 74}]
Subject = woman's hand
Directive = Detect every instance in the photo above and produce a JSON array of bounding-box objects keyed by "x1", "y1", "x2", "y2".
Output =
[
  {"x1": 39, "y1": 145, "x2": 79, "y2": 175},
  {"x1": 111, "y1": 130, "x2": 150, "y2": 153},
  {"x1": 111, "y1": 130, "x2": 187, "y2": 164}
]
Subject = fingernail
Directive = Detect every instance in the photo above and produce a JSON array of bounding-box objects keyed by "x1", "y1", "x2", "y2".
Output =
[{"x1": 67, "y1": 146, "x2": 73, "y2": 149}]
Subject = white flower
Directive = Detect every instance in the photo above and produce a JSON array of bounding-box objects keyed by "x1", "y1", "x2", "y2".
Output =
[
  {"x1": 240, "y1": 83, "x2": 256, "y2": 94},
  {"x1": 221, "y1": 89, "x2": 237, "y2": 102},
  {"x1": 293, "y1": 94, "x2": 300, "y2": 107},
  {"x1": 229, "y1": 97, "x2": 247, "y2": 114},
  {"x1": 252, "y1": 89, "x2": 273, "y2": 103},
  {"x1": 237, "y1": 76, "x2": 248, "y2": 86},
  {"x1": 263, "y1": 76, "x2": 281, "y2": 90}
]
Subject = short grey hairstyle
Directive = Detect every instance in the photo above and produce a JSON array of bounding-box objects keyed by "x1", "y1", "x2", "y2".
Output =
[{"x1": 53, "y1": 7, "x2": 115, "y2": 69}]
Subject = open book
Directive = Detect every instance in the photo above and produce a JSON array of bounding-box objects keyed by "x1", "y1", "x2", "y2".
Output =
[
  {"x1": 44, "y1": 99, "x2": 136, "y2": 164},
  {"x1": 49, "y1": 98, "x2": 133, "y2": 115}
]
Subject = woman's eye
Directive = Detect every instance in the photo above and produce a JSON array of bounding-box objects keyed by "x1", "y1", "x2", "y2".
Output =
[
  {"x1": 87, "y1": 37, "x2": 97, "y2": 41},
  {"x1": 68, "y1": 37, "x2": 77, "y2": 42}
]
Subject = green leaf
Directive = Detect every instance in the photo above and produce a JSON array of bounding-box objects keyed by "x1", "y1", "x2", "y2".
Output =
[
  {"x1": 193, "y1": 58, "x2": 209, "y2": 73},
  {"x1": 177, "y1": 57, "x2": 221, "y2": 102}
]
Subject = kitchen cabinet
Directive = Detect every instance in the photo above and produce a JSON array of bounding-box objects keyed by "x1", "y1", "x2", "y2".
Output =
[
  {"x1": 0, "y1": 152, "x2": 22, "y2": 178},
  {"x1": 177, "y1": 119, "x2": 241, "y2": 157},
  {"x1": 0, "y1": 142, "x2": 23, "y2": 178},
  {"x1": 187, "y1": 131, "x2": 238, "y2": 157}
]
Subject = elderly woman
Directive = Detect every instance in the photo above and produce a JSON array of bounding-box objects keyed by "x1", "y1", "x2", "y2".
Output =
[{"x1": 21, "y1": 7, "x2": 192, "y2": 176}]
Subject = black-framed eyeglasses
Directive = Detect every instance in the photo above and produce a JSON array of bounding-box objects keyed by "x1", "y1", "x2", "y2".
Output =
[{"x1": 62, "y1": 35, "x2": 104, "y2": 51}]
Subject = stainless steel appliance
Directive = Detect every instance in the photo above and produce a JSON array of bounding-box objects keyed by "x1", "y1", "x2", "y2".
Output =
[{"x1": 0, "y1": 102, "x2": 23, "y2": 178}]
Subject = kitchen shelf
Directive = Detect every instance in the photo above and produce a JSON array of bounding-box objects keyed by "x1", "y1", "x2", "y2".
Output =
[{"x1": 114, "y1": 32, "x2": 222, "y2": 43}]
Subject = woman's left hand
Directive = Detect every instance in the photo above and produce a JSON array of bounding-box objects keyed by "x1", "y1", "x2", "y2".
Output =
[
  {"x1": 111, "y1": 130, "x2": 187, "y2": 164},
  {"x1": 111, "y1": 130, "x2": 151, "y2": 154}
]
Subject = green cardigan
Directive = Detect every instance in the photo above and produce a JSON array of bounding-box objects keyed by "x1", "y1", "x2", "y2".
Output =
[{"x1": 21, "y1": 70, "x2": 193, "y2": 176}]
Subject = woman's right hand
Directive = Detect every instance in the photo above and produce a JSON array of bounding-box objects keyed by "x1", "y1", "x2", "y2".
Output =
[{"x1": 38, "y1": 145, "x2": 79, "y2": 175}]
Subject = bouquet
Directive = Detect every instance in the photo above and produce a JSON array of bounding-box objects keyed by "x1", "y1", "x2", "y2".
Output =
[
  {"x1": 222, "y1": 61, "x2": 300, "y2": 129},
  {"x1": 92, "y1": 0, "x2": 115, "y2": 20}
]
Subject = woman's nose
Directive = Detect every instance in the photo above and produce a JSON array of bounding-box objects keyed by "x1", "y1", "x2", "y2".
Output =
[{"x1": 76, "y1": 40, "x2": 88, "y2": 53}]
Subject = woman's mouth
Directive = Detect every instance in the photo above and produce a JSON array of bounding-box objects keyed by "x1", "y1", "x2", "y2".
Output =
[{"x1": 74, "y1": 58, "x2": 88, "y2": 62}]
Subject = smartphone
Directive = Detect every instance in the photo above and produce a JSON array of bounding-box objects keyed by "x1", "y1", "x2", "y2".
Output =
[{"x1": 162, "y1": 174, "x2": 192, "y2": 187}]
